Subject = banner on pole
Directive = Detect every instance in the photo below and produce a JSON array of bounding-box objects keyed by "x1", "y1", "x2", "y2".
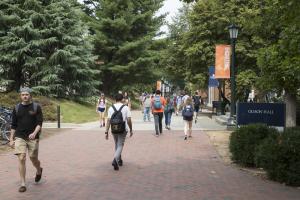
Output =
[
  {"x1": 156, "y1": 81, "x2": 161, "y2": 91},
  {"x1": 208, "y1": 66, "x2": 219, "y2": 87},
  {"x1": 215, "y1": 45, "x2": 231, "y2": 79}
]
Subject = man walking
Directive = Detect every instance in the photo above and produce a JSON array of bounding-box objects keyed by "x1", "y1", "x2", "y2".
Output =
[
  {"x1": 151, "y1": 90, "x2": 166, "y2": 136},
  {"x1": 9, "y1": 87, "x2": 43, "y2": 193},
  {"x1": 105, "y1": 93, "x2": 133, "y2": 171},
  {"x1": 192, "y1": 92, "x2": 201, "y2": 123}
]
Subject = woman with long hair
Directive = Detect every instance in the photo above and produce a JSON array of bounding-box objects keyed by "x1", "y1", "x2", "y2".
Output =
[
  {"x1": 182, "y1": 97, "x2": 194, "y2": 140},
  {"x1": 123, "y1": 92, "x2": 131, "y2": 110},
  {"x1": 96, "y1": 93, "x2": 106, "y2": 127},
  {"x1": 164, "y1": 96, "x2": 174, "y2": 130}
]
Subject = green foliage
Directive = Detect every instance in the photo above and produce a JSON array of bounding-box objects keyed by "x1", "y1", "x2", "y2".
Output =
[
  {"x1": 229, "y1": 124, "x2": 278, "y2": 167},
  {"x1": 0, "y1": 0, "x2": 100, "y2": 97},
  {"x1": 84, "y1": 0, "x2": 165, "y2": 93},
  {"x1": 236, "y1": 70, "x2": 257, "y2": 101},
  {"x1": 0, "y1": 92, "x2": 56, "y2": 121},
  {"x1": 255, "y1": 127, "x2": 300, "y2": 186}
]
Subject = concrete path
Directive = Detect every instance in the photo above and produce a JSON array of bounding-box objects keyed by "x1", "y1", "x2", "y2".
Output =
[{"x1": 0, "y1": 112, "x2": 299, "y2": 200}]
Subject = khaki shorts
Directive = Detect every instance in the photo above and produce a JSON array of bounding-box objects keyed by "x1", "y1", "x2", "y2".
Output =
[{"x1": 14, "y1": 137, "x2": 39, "y2": 158}]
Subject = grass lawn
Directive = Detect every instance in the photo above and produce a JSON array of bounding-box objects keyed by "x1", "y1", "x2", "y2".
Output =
[{"x1": 57, "y1": 100, "x2": 99, "y2": 123}]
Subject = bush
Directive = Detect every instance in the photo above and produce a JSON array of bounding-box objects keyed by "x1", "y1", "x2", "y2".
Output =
[
  {"x1": 255, "y1": 127, "x2": 300, "y2": 186},
  {"x1": 0, "y1": 92, "x2": 57, "y2": 121},
  {"x1": 229, "y1": 124, "x2": 278, "y2": 167}
]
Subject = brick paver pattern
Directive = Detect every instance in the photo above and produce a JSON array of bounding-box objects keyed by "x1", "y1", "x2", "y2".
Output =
[{"x1": 0, "y1": 114, "x2": 299, "y2": 200}]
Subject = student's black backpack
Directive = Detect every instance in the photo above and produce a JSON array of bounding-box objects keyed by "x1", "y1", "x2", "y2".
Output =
[
  {"x1": 193, "y1": 96, "x2": 200, "y2": 106},
  {"x1": 182, "y1": 105, "x2": 194, "y2": 120},
  {"x1": 110, "y1": 105, "x2": 126, "y2": 134}
]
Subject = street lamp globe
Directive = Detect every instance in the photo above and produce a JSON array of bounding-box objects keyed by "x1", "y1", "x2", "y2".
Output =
[{"x1": 228, "y1": 24, "x2": 239, "y2": 39}]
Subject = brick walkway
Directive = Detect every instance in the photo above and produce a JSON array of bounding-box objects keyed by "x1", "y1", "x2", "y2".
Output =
[{"x1": 1, "y1": 112, "x2": 300, "y2": 200}]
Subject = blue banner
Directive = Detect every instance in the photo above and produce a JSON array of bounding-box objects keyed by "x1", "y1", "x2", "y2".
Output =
[
  {"x1": 237, "y1": 103, "x2": 286, "y2": 127},
  {"x1": 208, "y1": 66, "x2": 219, "y2": 87}
]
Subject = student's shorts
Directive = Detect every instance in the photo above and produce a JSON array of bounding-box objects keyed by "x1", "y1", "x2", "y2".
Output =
[
  {"x1": 14, "y1": 137, "x2": 39, "y2": 158},
  {"x1": 194, "y1": 105, "x2": 200, "y2": 113}
]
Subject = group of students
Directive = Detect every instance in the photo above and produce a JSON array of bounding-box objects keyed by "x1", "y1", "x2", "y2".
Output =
[
  {"x1": 9, "y1": 88, "x2": 204, "y2": 193},
  {"x1": 140, "y1": 90, "x2": 203, "y2": 140}
]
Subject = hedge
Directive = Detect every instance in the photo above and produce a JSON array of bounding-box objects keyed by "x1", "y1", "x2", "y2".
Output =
[
  {"x1": 255, "y1": 127, "x2": 300, "y2": 186},
  {"x1": 229, "y1": 124, "x2": 278, "y2": 167}
]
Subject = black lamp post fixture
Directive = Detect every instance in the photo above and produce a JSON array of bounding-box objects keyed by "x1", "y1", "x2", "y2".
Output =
[{"x1": 228, "y1": 24, "x2": 239, "y2": 124}]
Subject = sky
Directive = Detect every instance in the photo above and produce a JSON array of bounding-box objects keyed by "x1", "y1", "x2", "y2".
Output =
[{"x1": 158, "y1": 0, "x2": 183, "y2": 36}]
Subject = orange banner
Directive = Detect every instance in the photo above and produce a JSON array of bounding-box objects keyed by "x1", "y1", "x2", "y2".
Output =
[
  {"x1": 156, "y1": 81, "x2": 161, "y2": 91},
  {"x1": 215, "y1": 45, "x2": 231, "y2": 79}
]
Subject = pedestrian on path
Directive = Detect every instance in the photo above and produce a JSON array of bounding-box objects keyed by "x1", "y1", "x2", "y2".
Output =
[
  {"x1": 105, "y1": 93, "x2": 133, "y2": 171},
  {"x1": 182, "y1": 97, "x2": 194, "y2": 140},
  {"x1": 123, "y1": 92, "x2": 131, "y2": 110},
  {"x1": 176, "y1": 93, "x2": 183, "y2": 116},
  {"x1": 143, "y1": 94, "x2": 151, "y2": 122},
  {"x1": 96, "y1": 93, "x2": 106, "y2": 127},
  {"x1": 151, "y1": 90, "x2": 166, "y2": 136},
  {"x1": 9, "y1": 87, "x2": 43, "y2": 193},
  {"x1": 164, "y1": 96, "x2": 174, "y2": 130},
  {"x1": 192, "y1": 92, "x2": 201, "y2": 123}
]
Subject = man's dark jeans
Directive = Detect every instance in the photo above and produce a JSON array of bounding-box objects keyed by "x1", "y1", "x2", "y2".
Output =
[{"x1": 153, "y1": 112, "x2": 163, "y2": 135}]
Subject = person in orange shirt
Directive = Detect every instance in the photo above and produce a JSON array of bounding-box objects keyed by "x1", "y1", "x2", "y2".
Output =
[{"x1": 151, "y1": 90, "x2": 166, "y2": 136}]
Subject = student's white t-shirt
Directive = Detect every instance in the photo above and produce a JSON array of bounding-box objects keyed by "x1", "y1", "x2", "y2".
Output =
[{"x1": 108, "y1": 103, "x2": 131, "y2": 122}]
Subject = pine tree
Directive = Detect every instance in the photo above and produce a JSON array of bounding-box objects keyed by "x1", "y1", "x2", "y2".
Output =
[
  {"x1": 85, "y1": 0, "x2": 164, "y2": 93},
  {"x1": 0, "y1": 0, "x2": 100, "y2": 97}
]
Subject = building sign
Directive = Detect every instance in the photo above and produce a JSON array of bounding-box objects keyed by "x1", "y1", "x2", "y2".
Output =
[
  {"x1": 215, "y1": 45, "x2": 231, "y2": 79},
  {"x1": 156, "y1": 81, "x2": 161, "y2": 91},
  {"x1": 208, "y1": 66, "x2": 219, "y2": 87},
  {"x1": 237, "y1": 103, "x2": 286, "y2": 127}
]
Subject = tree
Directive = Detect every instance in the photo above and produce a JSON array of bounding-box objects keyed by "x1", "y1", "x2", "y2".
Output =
[
  {"x1": 0, "y1": 0, "x2": 99, "y2": 97},
  {"x1": 84, "y1": 0, "x2": 165, "y2": 94},
  {"x1": 256, "y1": 0, "x2": 300, "y2": 126}
]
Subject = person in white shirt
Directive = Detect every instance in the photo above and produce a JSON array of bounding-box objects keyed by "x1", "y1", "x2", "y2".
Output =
[{"x1": 105, "y1": 93, "x2": 133, "y2": 171}]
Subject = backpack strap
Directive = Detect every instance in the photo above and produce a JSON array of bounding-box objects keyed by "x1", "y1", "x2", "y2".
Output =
[
  {"x1": 33, "y1": 102, "x2": 38, "y2": 113},
  {"x1": 15, "y1": 103, "x2": 21, "y2": 114},
  {"x1": 118, "y1": 105, "x2": 125, "y2": 112},
  {"x1": 112, "y1": 104, "x2": 125, "y2": 113}
]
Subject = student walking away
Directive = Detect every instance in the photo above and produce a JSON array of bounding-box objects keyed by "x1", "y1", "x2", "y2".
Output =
[
  {"x1": 9, "y1": 87, "x2": 43, "y2": 193},
  {"x1": 96, "y1": 93, "x2": 106, "y2": 127},
  {"x1": 182, "y1": 97, "x2": 194, "y2": 140},
  {"x1": 105, "y1": 93, "x2": 133, "y2": 171},
  {"x1": 151, "y1": 90, "x2": 166, "y2": 136},
  {"x1": 164, "y1": 96, "x2": 175, "y2": 130},
  {"x1": 143, "y1": 94, "x2": 151, "y2": 122},
  {"x1": 176, "y1": 94, "x2": 183, "y2": 116},
  {"x1": 192, "y1": 92, "x2": 201, "y2": 123}
]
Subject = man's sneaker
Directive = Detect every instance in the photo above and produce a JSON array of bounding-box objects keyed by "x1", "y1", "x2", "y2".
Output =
[
  {"x1": 118, "y1": 159, "x2": 123, "y2": 166},
  {"x1": 184, "y1": 136, "x2": 187, "y2": 140},
  {"x1": 18, "y1": 186, "x2": 26, "y2": 193},
  {"x1": 112, "y1": 159, "x2": 119, "y2": 171},
  {"x1": 35, "y1": 168, "x2": 43, "y2": 182}
]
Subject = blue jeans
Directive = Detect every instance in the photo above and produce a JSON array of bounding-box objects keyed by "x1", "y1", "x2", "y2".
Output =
[
  {"x1": 164, "y1": 112, "x2": 172, "y2": 126},
  {"x1": 144, "y1": 107, "x2": 151, "y2": 121}
]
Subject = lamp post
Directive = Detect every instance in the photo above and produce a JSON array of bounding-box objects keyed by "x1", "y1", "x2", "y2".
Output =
[{"x1": 228, "y1": 24, "x2": 239, "y2": 124}]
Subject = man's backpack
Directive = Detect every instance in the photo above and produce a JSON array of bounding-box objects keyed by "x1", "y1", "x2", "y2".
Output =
[
  {"x1": 182, "y1": 105, "x2": 194, "y2": 119},
  {"x1": 153, "y1": 96, "x2": 162, "y2": 110},
  {"x1": 193, "y1": 96, "x2": 200, "y2": 106},
  {"x1": 15, "y1": 102, "x2": 38, "y2": 114},
  {"x1": 110, "y1": 105, "x2": 126, "y2": 134}
]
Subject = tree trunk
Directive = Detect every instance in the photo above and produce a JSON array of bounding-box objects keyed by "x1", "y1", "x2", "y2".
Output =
[{"x1": 285, "y1": 92, "x2": 297, "y2": 127}]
